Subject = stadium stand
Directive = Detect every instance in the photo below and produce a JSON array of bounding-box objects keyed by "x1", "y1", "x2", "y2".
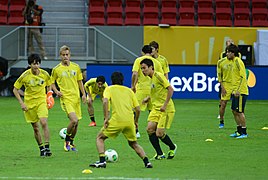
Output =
[
  {"x1": 88, "y1": 0, "x2": 106, "y2": 25},
  {"x1": 142, "y1": 0, "x2": 160, "y2": 25},
  {"x1": 160, "y1": 0, "x2": 178, "y2": 25},
  {"x1": 106, "y1": 0, "x2": 124, "y2": 25},
  {"x1": 124, "y1": 0, "x2": 142, "y2": 25}
]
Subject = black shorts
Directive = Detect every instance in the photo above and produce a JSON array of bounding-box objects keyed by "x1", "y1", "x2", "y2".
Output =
[{"x1": 231, "y1": 94, "x2": 248, "y2": 113}]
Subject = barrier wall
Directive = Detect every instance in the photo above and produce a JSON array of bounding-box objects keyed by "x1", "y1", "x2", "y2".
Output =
[{"x1": 87, "y1": 64, "x2": 267, "y2": 100}]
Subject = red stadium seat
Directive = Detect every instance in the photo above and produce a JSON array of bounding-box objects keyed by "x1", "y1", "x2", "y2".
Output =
[
  {"x1": 215, "y1": 12, "x2": 233, "y2": 26},
  {"x1": 179, "y1": 11, "x2": 195, "y2": 26},
  {"x1": 252, "y1": 11, "x2": 268, "y2": 27},
  {"x1": 88, "y1": 0, "x2": 106, "y2": 25},
  {"x1": 125, "y1": 11, "x2": 141, "y2": 25},
  {"x1": 0, "y1": 11, "x2": 8, "y2": 25},
  {"x1": 143, "y1": 12, "x2": 159, "y2": 25},
  {"x1": 107, "y1": 0, "x2": 123, "y2": 13},
  {"x1": 0, "y1": 0, "x2": 9, "y2": 12},
  {"x1": 197, "y1": 0, "x2": 214, "y2": 13},
  {"x1": 197, "y1": 12, "x2": 214, "y2": 26},
  {"x1": 179, "y1": 0, "x2": 195, "y2": 13},
  {"x1": 160, "y1": 12, "x2": 177, "y2": 25},
  {"x1": 107, "y1": 12, "x2": 123, "y2": 25},
  {"x1": 8, "y1": 11, "x2": 24, "y2": 25},
  {"x1": 125, "y1": 0, "x2": 141, "y2": 13},
  {"x1": 9, "y1": 0, "x2": 26, "y2": 11},
  {"x1": 233, "y1": 12, "x2": 250, "y2": 27},
  {"x1": 233, "y1": 0, "x2": 250, "y2": 14}
]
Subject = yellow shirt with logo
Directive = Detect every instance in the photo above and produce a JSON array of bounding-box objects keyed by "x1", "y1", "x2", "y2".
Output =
[
  {"x1": 232, "y1": 57, "x2": 249, "y2": 95},
  {"x1": 84, "y1": 78, "x2": 108, "y2": 95},
  {"x1": 156, "y1": 54, "x2": 170, "y2": 75}
]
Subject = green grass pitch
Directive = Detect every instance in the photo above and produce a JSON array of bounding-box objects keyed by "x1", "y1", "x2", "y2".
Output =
[{"x1": 0, "y1": 97, "x2": 268, "y2": 179}]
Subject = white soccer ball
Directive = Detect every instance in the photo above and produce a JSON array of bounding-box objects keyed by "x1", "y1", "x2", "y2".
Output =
[
  {"x1": 59, "y1": 128, "x2": 67, "y2": 139},
  {"x1": 105, "y1": 149, "x2": 118, "y2": 162}
]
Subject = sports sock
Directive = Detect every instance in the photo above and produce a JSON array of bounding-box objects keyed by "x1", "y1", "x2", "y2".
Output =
[
  {"x1": 136, "y1": 128, "x2": 139, "y2": 133},
  {"x1": 38, "y1": 143, "x2": 44, "y2": 151},
  {"x1": 99, "y1": 153, "x2": 106, "y2": 163},
  {"x1": 149, "y1": 133, "x2": 163, "y2": 155},
  {"x1": 65, "y1": 133, "x2": 71, "y2": 142},
  {"x1": 70, "y1": 137, "x2": 74, "y2": 145},
  {"x1": 160, "y1": 134, "x2": 175, "y2": 150},
  {"x1": 143, "y1": 157, "x2": 149, "y2": 166},
  {"x1": 220, "y1": 120, "x2": 224, "y2": 124},
  {"x1": 44, "y1": 142, "x2": 50, "y2": 149},
  {"x1": 241, "y1": 127, "x2": 247, "y2": 135},
  {"x1": 90, "y1": 115, "x2": 95, "y2": 122},
  {"x1": 237, "y1": 126, "x2": 242, "y2": 134}
]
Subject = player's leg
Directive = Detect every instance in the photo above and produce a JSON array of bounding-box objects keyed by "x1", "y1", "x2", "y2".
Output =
[
  {"x1": 233, "y1": 94, "x2": 248, "y2": 138},
  {"x1": 87, "y1": 92, "x2": 97, "y2": 126},
  {"x1": 31, "y1": 122, "x2": 45, "y2": 157},
  {"x1": 128, "y1": 141, "x2": 152, "y2": 168},
  {"x1": 157, "y1": 112, "x2": 177, "y2": 159},
  {"x1": 39, "y1": 117, "x2": 52, "y2": 156},
  {"x1": 64, "y1": 112, "x2": 78, "y2": 151},
  {"x1": 219, "y1": 99, "x2": 228, "y2": 128}
]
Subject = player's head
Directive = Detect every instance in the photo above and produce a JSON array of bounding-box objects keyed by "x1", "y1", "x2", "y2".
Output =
[
  {"x1": 59, "y1": 45, "x2": 71, "y2": 64},
  {"x1": 28, "y1": 53, "x2": 41, "y2": 65},
  {"x1": 111, "y1": 71, "x2": 124, "y2": 85},
  {"x1": 96, "y1": 76, "x2": 106, "y2": 88},
  {"x1": 140, "y1": 58, "x2": 154, "y2": 76},
  {"x1": 149, "y1": 41, "x2": 159, "y2": 57},
  {"x1": 226, "y1": 44, "x2": 239, "y2": 60},
  {"x1": 226, "y1": 39, "x2": 234, "y2": 47},
  {"x1": 142, "y1": 45, "x2": 152, "y2": 55}
]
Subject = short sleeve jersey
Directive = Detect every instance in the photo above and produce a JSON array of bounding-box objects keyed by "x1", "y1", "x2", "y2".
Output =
[
  {"x1": 156, "y1": 54, "x2": 170, "y2": 75},
  {"x1": 51, "y1": 62, "x2": 83, "y2": 102},
  {"x1": 232, "y1": 57, "x2": 249, "y2": 95},
  {"x1": 132, "y1": 55, "x2": 163, "y2": 91},
  {"x1": 151, "y1": 71, "x2": 175, "y2": 112},
  {"x1": 84, "y1": 78, "x2": 108, "y2": 95},
  {"x1": 14, "y1": 68, "x2": 51, "y2": 103},
  {"x1": 103, "y1": 85, "x2": 139, "y2": 122},
  {"x1": 217, "y1": 57, "x2": 233, "y2": 84}
]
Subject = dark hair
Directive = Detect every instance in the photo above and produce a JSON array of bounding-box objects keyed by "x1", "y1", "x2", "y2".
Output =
[
  {"x1": 149, "y1": 41, "x2": 159, "y2": 49},
  {"x1": 140, "y1": 58, "x2": 154, "y2": 68},
  {"x1": 142, "y1": 45, "x2": 152, "y2": 54},
  {"x1": 226, "y1": 44, "x2": 239, "y2": 57},
  {"x1": 96, "y1": 76, "x2": 105, "y2": 83},
  {"x1": 111, "y1": 71, "x2": 124, "y2": 85},
  {"x1": 28, "y1": 53, "x2": 41, "y2": 65}
]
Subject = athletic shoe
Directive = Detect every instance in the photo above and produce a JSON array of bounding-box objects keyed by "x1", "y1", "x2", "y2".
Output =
[
  {"x1": 219, "y1": 123, "x2": 224, "y2": 129},
  {"x1": 64, "y1": 141, "x2": 71, "y2": 152},
  {"x1": 40, "y1": 149, "x2": 46, "y2": 157},
  {"x1": 45, "y1": 148, "x2": 52, "y2": 156},
  {"x1": 136, "y1": 132, "x2": 141, "y2": 139},
  {"x1": 236, "y1": 134, "x2": 248, "y2": 139},
  {"x1": 70, "y1": 144, "x2": 78, "y2": 152},
  {"x1": 151, "y1": 154, "x2": 165, "y2": 160},
  {"x1": 167, "y1": 144, "x2": 177, "y2": 159},
  {"x1": 89, "y1": 161, "x2": 106, "y2": 168},
  {"x1": 145, "y1": 162, "x2": 153, "y2": 168},
  {"x1": 230, "y1": 131, "x2": 240, "y2": 138},
  {"x1": 88, "y1": 121, "x2": 96, "y2": 127}
]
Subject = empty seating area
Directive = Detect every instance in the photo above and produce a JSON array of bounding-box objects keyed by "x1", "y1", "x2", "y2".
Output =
[
  {"x1": 0, "y1": 0, "x2": 25, "y2": 25},
  {"x1": 88, "y1": 0, "x2": 268, "y2": 27}
]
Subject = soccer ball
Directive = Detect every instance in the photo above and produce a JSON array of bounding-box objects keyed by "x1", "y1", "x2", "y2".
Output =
[
  {"x1": 59, "y1": 128, "x2": 67, "y2": 139},
  {"x1": 105, "y1": 149, "x2": 118, "y2": 162}
]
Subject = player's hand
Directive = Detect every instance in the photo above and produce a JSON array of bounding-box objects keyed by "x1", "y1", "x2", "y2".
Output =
[
  {"x1": 82, "y1": 94, "x2": 87, "y2": 104},
  {"x1": 160, "y1": 105, "x2": 167, "y2": 112},
  {"x1": 20, "y1": 102, "x2": 28, "y2": 111},
  {"x1": 46, "y1": 90, "x2": 54, "y2": 109}
]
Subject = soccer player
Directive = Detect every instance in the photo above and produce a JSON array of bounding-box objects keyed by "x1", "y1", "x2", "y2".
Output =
[
  {"x1": 131, "y1": 45, "x2": 163, "y2": 138},
  {"x1": 149, "y1": 41, "x2": 170, "y2": 79},
  {"x1": 227, "y1": 44, "x2": 249, "y2": 139},
  {"x1": 13, "y1": 54, "x2": 52, "y2": 157},
  {"x1": 84, "y1": 76, "x2": 108, "y2": 127},
  {"x1": 89, "y1": 72, "x2": 152, "y2": 168},
  {"x1": 217, "y1": 39, "x2": 242, "y2": 128},
  {"x1": 140, "y1": 58, "x2": 177, "y2": 160},
  {"x1": 51, "y1": 45, "x2": 87, "y2": 152}
]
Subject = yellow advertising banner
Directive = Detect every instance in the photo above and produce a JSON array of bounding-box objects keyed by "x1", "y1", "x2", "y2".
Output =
[{"x1": 144, "y1": 26, "x2": 262, "y2": 65}]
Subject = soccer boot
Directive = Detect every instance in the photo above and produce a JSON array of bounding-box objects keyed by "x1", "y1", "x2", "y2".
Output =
[
  {"x1": 236, "y1": 134, "x2": 248, "y2": 139},
  {"x1": 88, "y1": 121, "x2": 96, "y2": 127},
  {"x1": 40, "y1": 149, "x2": 46, "y2": 157},
  {"x1": 219, "y1": 123, "x2": 224, "y2": 129},
  {"x1": 64, "y1": 141, "x2": 71, "y2": 152},
  {"x1": 70, "y1": 144, "x2": 78, "y2": 152},
  {"x1": 45, "y1": 148, "x2": 52, "y2": 156},
  {"x1": 167, "y1": 144, "x2": 177, "y2": 159},
  {"x1": 89, "y1": 161, "x2": 106, "y2": 168},
  {"x1": 230, "y1": 131, "x2": 240, "y2": 138},
  {"x1": 151, "y1": 154, "x2": 165, "y2": 160},
  {"x1": 145, "y1": 162, "x2": 153, "y2": 168}
]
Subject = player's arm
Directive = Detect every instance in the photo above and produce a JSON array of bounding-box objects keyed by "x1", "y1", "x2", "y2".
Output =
[
  {"x1": 78, "y1": 80, "x2": 87, "y2": 104},
  {"x1": 13, "y1": 87, "x2": 27, "y2": 111},
  {"x1": 102, "y1": 97, "x2": 109, "y2": 128},
  {"x1": 131, "y1": 71, "x2": 138, "y2": 93},
  {"x1": 161, "y1": 85, "x2": 174, "y2": 112}
]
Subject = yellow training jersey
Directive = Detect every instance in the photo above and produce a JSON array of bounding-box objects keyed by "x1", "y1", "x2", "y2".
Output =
[
  {"x1": 132, "y1": 55, "x2": 163, "y2": 91},
  {"x1": 232, "y1": 57, "x2": 249, "y2": 95},
  {"x1": 217, "y1": 57, "x2": 233, "y2": 84},
  {"x1": 51, "y1": 62, "x2": 83, "y2": 102},
  {"x1": 156, "y1": 54, "x2": 170, "y2": 75},
  {"x1": 104, "y1": 85, "x2": 139, "y2": 122},
  {"x1": 151, "y1": 71, "x2": 175, "y2": 112},
  {"x1": 14, "y1": 68, "x2": 51, "y2": 105},
  {"x1": 84, "y1": 78, "x2": 108, "y2": 95}
]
